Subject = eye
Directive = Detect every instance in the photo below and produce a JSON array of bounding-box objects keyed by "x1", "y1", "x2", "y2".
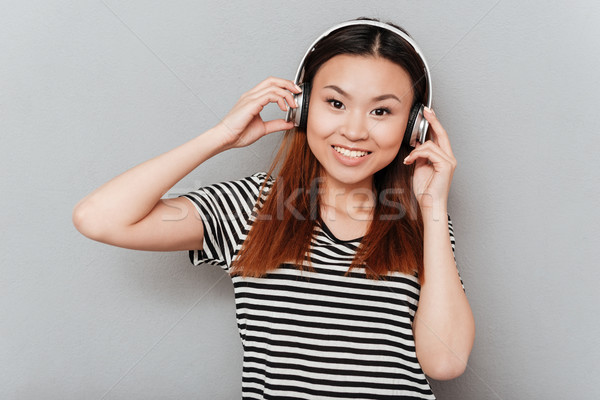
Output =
[
  {"x1": 326, "y1": 98, "x2": 345, "y2": 110},
  {"x1": 371, "y1": 107, "x2": 391, "y2": 116}
]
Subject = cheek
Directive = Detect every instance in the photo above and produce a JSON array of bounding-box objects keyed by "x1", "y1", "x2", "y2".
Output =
[
  {"x1": 380, "y1": 139, "x2": 402, "y2": 162},
  {"x1": 307, "y1": 101, "x2": 338, "y2": 136},
  {"x1": 371, "y1": 120, "x2": 406, "y2": 148},
  {"x1": 306, "y1": 129, "x2": 330, "y2": 163}
]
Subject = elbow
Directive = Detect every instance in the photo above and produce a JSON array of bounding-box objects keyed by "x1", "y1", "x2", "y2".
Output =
[
  {"x1": 422, "y1": 354, "x2": 469, "y2": 381},
  {"x1": 72, "y1": 200, "x2": 106, "y2": 241}
]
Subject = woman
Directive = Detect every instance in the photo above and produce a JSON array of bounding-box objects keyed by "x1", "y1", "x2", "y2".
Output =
[{"x1": 73, "y1": 17, "x2": 475, "y2": 399}]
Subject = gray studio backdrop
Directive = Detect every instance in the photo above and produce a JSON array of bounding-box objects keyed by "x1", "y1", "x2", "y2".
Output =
[{"x1": 2, "y1": 1, "x2": 599, "y2": 399}]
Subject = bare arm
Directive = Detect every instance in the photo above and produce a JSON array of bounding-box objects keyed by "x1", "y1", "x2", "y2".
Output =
[
  {"x1": 413, "y1": 209, "x2": 475, "y2": 380},
  {"x1": 72, "y1": 77, "x2": 300, "y2": 251},
  {"x1": 72, "y1": 126, "x2": 228, "y2": 251},
  {"x1": 403, "y1": 108, "x2": 475, "y2": 380}
]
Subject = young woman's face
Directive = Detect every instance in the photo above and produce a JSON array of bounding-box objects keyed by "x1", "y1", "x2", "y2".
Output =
[{"x1": 306, "y1": 54, "x2": 414, "y2": 190}]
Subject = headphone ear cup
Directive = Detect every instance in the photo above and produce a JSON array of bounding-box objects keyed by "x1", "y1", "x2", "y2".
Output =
[
  {"x1": 298, "y1": 82, "x2": 311, "y2": 131},
  {"x1": 403, "y1": 103, "x2": 424, "y2": 148}
]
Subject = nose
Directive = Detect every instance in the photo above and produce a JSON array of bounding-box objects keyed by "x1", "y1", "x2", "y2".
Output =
[{"x1": 340, "y1": 110, "x2": 369, "y2": 141}]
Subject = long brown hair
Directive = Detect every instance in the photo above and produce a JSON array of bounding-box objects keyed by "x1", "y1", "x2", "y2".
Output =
[{"x1": 231, "y1": 18, "x2": 428, "y2": 282}]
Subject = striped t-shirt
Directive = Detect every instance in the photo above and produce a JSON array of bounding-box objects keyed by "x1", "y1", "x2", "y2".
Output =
[{"x1": 180, "y1": 172, "x2": 459, "y2": 400}]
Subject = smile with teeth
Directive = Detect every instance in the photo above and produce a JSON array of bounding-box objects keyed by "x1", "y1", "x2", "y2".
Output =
[{"x1": 332, "y1": 145, "x2": 371, "y2": 158}]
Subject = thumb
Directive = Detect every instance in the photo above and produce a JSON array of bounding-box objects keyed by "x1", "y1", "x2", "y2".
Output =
[{"x1": 264, "y1": 119, "x2": 295, "y2": 135}]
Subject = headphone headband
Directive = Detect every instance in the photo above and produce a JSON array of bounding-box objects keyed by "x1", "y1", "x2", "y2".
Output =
[{"x1": 292, "y1": 19, "x2": 433, "y2": 109}]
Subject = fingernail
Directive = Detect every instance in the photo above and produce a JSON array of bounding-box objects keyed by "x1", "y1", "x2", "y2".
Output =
[
  {"x1": 403, "y1": 156, "x2": 409, "y2": 164},
  {"x1": 295, "y1": 84, "x2": 302, "y2": 92},
  {"x1": 424, "y1": 106, "x2": 433, "y2": 114}
]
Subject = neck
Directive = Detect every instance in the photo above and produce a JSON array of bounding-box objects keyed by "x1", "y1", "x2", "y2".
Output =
[{"x1": 320, "y1": 174, "x2": 376, "y2": 221}]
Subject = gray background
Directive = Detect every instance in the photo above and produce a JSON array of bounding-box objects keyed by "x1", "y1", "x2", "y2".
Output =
[{"x1": 2, "y1": 1, "x2": 599, "y2": 399}]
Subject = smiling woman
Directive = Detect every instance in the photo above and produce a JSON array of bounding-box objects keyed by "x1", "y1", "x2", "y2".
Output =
[
  {"x1": 73, "y1": 17, "x2": 474, "y2": 400},
  {"x1": 233, "y1": 20, "x2": 430, "y2": 282}
]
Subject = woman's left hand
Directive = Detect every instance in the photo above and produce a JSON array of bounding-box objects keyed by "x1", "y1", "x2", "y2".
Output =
[{"x1": 403, "y1": 107, "x2": 457, "y2": 211}]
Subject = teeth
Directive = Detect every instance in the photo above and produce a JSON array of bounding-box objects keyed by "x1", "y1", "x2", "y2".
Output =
[{"x1": 333, "y1": 146, "x2": 369, "y2": 158}]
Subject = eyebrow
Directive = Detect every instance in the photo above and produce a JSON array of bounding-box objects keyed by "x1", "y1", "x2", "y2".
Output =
[{"x1": 323, "y1": 85, "x2": 402, "y2": 103}]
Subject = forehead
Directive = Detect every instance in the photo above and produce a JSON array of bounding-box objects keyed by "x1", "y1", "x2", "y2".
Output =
[{"x1": 312, "y1": 54, "x2": 413, "y2": 96}]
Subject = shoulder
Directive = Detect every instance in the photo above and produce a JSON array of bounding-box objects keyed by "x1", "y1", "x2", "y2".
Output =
[
  {"x1": 197, "y1": 171, "x2": 274, "y2": 197},
  {"x1": 179, "y1": 172, "x2": 275, "y2": 214},
  {"x1": 247, "y1": 171, "x2": 275, "y2": 187},
  {"x1": 239, "y1": 171, "x2": 276, "y2": 198}
]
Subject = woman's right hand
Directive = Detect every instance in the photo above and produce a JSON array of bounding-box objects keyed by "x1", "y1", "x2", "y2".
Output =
[{"x1": 216, "y1": 77, "x2": 301, "y2": 149}]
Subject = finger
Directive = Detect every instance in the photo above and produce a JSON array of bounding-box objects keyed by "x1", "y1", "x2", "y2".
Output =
[
  {"x1": 423, "y1": 107, "x2": 454, "y2": 158},
  {"x1": 251, "y1": 91, "x2": 288, "y2": 112},
  {"x1": 404, "y1": 150, "x2": 451, "y2": 171},
  {"x1": 404, "y1": 143, "x2": 455, "y2": 169},
  {"x1": 408, "y1": 142, "x2": 454, "y2": 165},
  {"x1": 411, "y1": 139, "x2": 449, "y2": 159},
  {"x1": 275, "y1": 96, "x2": 288, "y2": 112},
  {"x1": 265, "y1": 76, "x2": 302, "y2": 94},
  {"x1": 264, "y1": 119, "x2": 295, "y2": 135},
  {"x1": 249, "y1": 76, "x2": 302, "y2": 96},
  {"x1": 242, "y1": 90, "x2": 290, "y2": 115},
  {"x1": 251, "y1": 87, "x2": 298, "y2": 112}
]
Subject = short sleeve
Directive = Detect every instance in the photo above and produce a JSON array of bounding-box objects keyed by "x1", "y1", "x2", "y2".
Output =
[
  {"x1": 178, "y1": 172, "x2": 273, "y2": 272},
  {"x1": 447, "y1": 213, "x2": 465, "y2": 290}
]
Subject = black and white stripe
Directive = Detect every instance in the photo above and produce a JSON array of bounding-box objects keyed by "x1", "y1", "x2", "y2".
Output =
[{"x1": 181, "y1": 172, "x2": 460, "y2": 400}]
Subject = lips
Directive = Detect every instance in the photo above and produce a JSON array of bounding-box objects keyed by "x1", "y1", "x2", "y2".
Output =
[
  {"x1": 330, "y1": 145, "x2": 372, "y2": 167},
  {"x1": 331, "y1": 145, "x2": 372, "y2": 158}
]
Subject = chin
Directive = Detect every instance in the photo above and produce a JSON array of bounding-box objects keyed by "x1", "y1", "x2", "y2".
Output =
[{"x1": 322, "y1": 167, "x2": 374, "y2": 187}]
